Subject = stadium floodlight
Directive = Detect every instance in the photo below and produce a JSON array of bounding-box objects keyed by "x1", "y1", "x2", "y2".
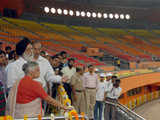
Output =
[
  {"x1": 115, "y1": 13, "x2": 119, "y2": 19},
  {"x1": 97, "y1": 13, "x2": 102, "y2": 18},
  {"x1": 63, "y1": 9, "x2": 68, "y2": 15},
  {"x1": 126, "y1": 14, "x2": 131, "y2": 20},
  {"x1": 57, "y1": 8, "x2": 62, "y2": 15},
  {"x1": 87, "y1": 12, "x2": 91, "y2": 17},
  {"x1": 92, "y1": 12, "x2": 97, "y2": 18},
  {"x1": 51, "y1": 8, "x2": 56, "y2": 14},
  {"x1": 81, "y1": 11, "x2": 85, "y2": 17},
  {"x1": 69, "y1": 10, "x2": 74, "y2": 16},
  {"x1": 109, "y1": 13, "x2": 114, "y2": 19},
  {"x1": 44, "y1": 7, "x2": 49, "y2": 13},
  {"x1": 103, "y1": 13, "x2": 108, "y2": 18},
  {"x1": 76, "y1": 11, "x2": 80, "y2": 16},
  {"x1": 120, "y1": 14, "x2": 125, "y2": 19}
]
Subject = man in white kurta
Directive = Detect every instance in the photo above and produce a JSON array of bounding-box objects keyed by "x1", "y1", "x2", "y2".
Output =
[{"x1": 6, "y1": 39, "x2": 63, "y2": 90}]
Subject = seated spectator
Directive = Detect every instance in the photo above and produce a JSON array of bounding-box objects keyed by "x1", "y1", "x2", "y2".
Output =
[
  {"x1": 81, "y1": 46, "x2": 87, "y2": 52},
  {"x1": 6, "y1": 61, "x2": 71, "y2": 119},
  {"x1": 5, "y1": 46, "x2": 12, "y2": 59}
]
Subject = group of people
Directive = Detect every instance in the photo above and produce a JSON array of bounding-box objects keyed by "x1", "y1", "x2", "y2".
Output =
[{"x1": 0, "y1": 37, "x2": 122, "y2": 120}]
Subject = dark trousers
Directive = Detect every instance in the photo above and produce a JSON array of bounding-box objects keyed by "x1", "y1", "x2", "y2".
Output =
[
  {"x1": 104, "y1": 98, "x2": 117, "y2": 120},
  {"x1": 94, "y1": 101, "x2": 103, "y2": 120},
  {"x1": 63, "y1": 83, "x2": 72, "y2": 101},
  {"x1": 52, "y1": 83, "x2": 60, "y2": 98}
]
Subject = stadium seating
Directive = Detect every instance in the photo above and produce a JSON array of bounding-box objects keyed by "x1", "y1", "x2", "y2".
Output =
[{"x1": 1, "y1": 17, "x2": 160, "y2": 64}]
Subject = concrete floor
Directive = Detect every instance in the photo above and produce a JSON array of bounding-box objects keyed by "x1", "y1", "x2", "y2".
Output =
[{"x1": 134, "y1": 99, "x2": 160, "y2": 120}]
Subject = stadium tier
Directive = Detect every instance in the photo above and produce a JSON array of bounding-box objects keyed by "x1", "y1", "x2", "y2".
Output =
[{"x1": 1, "y1": 17, "x2": 160, "y2": 63}]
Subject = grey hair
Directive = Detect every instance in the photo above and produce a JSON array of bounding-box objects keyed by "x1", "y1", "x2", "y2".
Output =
[{"x1": 22, "y1": 61, "x2": 39, "y2": 75}]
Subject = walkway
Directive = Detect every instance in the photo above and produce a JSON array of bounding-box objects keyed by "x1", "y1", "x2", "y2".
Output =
[{"x1": 134, "y1": 99, "x2": 160, "y2": 120}]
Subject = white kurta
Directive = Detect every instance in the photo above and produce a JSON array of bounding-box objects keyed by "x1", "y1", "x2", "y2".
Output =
[{"x1": 6, "y1": 56, "x2": 62, "y2": 88}]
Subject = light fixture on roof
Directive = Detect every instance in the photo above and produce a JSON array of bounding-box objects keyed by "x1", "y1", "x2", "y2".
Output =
[
  {"x1": 81, "y1": 11, "x2": 85, "y2": 17},
  {"x1": 57, "y1": 8, "x2": 62, "y2": 15},
  {"x1": 63, "y1": 9, "x2": 68, "y2": 15},
  {"x1": 44, "y1": 7, "x2": 50, "y2": 13},
  {"x1": 109, "y1": 13, "x2": 114, "y2": 19},
  {"x1": 97, "y1": 13, "x2": 102, "y2": 18},
  {"x1": 69, "y1": 10, "x2": 74, "y2": 16},
  {"x1": 92, "y1": 12, "x2": 97, "y2": 18},
  {"x1": 120, "y1": 14, "x2": 125, "y2": 19},
  {"x1": 76, "y1": 11, "x2": 80, "y2": 16},
  {"x1": 51, "y1": 8, "x2": 56, "y2": 14},
  {"x1": 115, "y1": 13, "x2": 119, "y2": 19},
  {"x1": 87, "y1": 12, "x2": 91, "y2": 17},
  {"x1": 126, "y1": 14, "x2": 131, "y2": 20},
  {"x1": 103, "y1": 13, "x2": 108, "y2": 18}
]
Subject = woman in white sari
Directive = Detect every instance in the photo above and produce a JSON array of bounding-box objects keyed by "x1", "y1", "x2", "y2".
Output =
[{"x1": 6, "y1": 61, "x2": 71, "y2": 119}]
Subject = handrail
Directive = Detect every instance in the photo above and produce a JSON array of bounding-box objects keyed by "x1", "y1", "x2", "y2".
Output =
[
  {"x1": 105, "y1": 101, "x2": 146, "y2": 120},
  {"x1": 117, "y1": 102, "x2": 145, "y2": 120}
]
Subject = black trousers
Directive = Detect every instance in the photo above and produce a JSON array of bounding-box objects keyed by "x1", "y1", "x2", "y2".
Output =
[{"x1": 52, "y1": 83, "x2": 60, "y2": 98}]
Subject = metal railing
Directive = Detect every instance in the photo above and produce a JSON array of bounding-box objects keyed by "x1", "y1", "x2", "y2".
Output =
[
  {"x1": 13, "y1": 101, "x2": 145, "y2": 120},
  {"x1": 105, "y1": 101, "x2": 146, "y2": 120},
  {"x1": 15, "y1": 115, "x2": 89, "y2": 120}
]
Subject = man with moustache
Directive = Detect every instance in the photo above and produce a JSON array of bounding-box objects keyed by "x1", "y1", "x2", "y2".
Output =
[
  {"x1": 61, "y1": 58, "x2": 76, "y2": 101},
  {"x1": 83, "y1": 64, "x2": 99, "y2": 120},
  {"x1": 70, "y1": 66, "x2": 85, "y2": 114},
  {"x1": 6, "y1": 39, "x2": 66, "y2": 90}
]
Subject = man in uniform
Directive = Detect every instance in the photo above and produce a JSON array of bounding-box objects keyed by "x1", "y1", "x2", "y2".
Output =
[{"x1": 70, "y1": 66, "x2": 85, "y2": 113}]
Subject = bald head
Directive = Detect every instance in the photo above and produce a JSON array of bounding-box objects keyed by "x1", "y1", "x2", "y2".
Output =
[{"x1": 33, "y1": 42, "x2": 42, "y2": 59}]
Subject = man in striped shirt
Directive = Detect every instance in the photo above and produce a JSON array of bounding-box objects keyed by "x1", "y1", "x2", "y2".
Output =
[{"x1": 83, "y1": 65, "x2": 99, "y2": 120}]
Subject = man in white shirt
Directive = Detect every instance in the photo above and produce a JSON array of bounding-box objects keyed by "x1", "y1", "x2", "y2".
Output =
[
  {"x1": 33, "y1": 41, "x2": 68, "y2": 113},
  {"x1": 61, "y1": 58, "x2": 76, "y2": 100},
  {"x1": 6, "y1": 38, "x2": 33, "y2": 89},
  {"x1": 6, "y1": 39, "x2": 66, "y2": 90},
  {"x1": 94, "y1": 73, "x2": 106, "y2": 120},
  {"x1": 32, "y1": 41, "x2": 66, "y2": 90},
  {"x1": 104, "y1": 79, "x2": 122, "y2": 120},
  {"x1": 105, "y1": 73, "x2": 113, "y2": 92}
]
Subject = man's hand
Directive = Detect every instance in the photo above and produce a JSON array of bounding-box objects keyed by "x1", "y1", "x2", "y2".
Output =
[{"x1": 62, "y1": 76, "x2": 68, "y2": 82}]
